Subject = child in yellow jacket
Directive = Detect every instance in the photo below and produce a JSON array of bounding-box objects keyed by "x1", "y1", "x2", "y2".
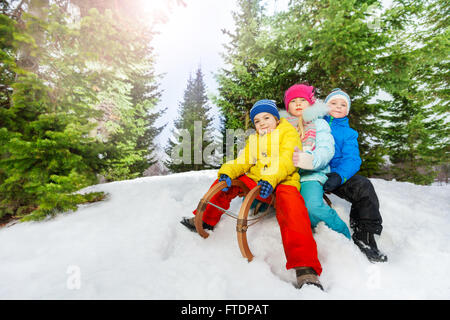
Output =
[{"x1": 181, "y1": 99, "x2": 323, "y2": 290}]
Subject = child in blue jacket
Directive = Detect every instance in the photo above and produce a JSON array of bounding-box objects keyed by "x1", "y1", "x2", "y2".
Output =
[
  {"x1": 323, "y1": 88, "x2": 387, "y2": 262},
  {"x1": 285, "y1": 84, "x2": 351, "y2": 239}
]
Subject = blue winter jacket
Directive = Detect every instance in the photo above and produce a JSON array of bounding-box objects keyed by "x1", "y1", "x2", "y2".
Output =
[
  {"x1": 281, "y1": 102, "x2": 335, "y2": 184},
  {"x1": 323, "y1": 115, "x2": 362, "y2": 184}
]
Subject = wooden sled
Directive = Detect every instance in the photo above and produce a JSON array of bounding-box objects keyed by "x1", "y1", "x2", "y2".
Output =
[{"x1": 194, "y1": 179, "x2": 332, "y2": 263}]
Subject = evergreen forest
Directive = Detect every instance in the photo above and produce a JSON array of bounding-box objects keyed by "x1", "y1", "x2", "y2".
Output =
[{"x1": 1, "y1": 0, "x2": 448, "y2": 222}]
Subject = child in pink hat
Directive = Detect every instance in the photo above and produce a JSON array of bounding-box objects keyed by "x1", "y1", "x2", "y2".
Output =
[{"x1": 285, "y1": 83, "x2": 351, "y2": 239}]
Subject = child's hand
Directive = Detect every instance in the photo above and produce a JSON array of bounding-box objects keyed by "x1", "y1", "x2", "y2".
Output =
[
  {"x1": 257, "y1": 180, "x2": 273, "y2": 199},
  {"x1": 293, "y1": 147, "x2": 314, "y2": 170},
  {"x1": 293, "y1": 147, "x2": 301, "y2": 166},
  {"x1": 323, "y1": 172, "x2": 342, "y2": 192},
  {"x1": 219, "y1": 174, "x2": 232, "y2": 191}
]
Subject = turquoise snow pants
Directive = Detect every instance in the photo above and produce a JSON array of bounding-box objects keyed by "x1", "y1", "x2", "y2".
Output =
[{"x1": 301, "y1": 180, "x2": 351, "y2": 239}]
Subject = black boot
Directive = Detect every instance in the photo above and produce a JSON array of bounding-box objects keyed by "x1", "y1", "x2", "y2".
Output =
[
  {"x1": 180, "y1": 217, "x2": 214, "y2": 233},
  {"x1": 352, "y1": 229, "x2": 387, "y2": 263}
]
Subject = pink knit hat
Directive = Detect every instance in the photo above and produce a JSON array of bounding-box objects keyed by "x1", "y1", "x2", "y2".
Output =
[{"x1": 284, "y1": 84, "x2": 316, "y2": 110}]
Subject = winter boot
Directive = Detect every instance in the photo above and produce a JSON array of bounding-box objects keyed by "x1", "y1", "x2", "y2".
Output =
[
  {"x1": 352, "y1": 229, "x2": 387, "y2": 263},
  {"x1": 180, "y1": 217, "x2": 214, "y2": 233},
  {"x1": 294, "y1": 267, "x2": 324, "y2": 291},
  {"x1": 250, "y1": 199, "x2": 269, "y2": 215}
]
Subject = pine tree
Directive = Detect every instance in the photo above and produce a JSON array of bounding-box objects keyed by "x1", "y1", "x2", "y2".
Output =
[
  {"x1": 215, "y1": 0, "x2": 448, "y2": 182},
  {"x1": 377, "y1": 0, "x2": 449, "y2": 184},
  {"x1": 0, "y1": 3, "x2": 164, "y2": 220},
  {"x1": 214, "y1": 0, "x2": 274, "y2": 131},
  {"x1": 270, "y1": 0, "x2": 394, "y2": 176},
  {"x1": 215, "y1": 0, "x2": 392, "y2": 174},
  {"x1": 0, "y1": 11, "x2": 105, "y2": 220},
  {"x1": 14, "y1": 1, "x2": 165, "y2": 181},
  {"x1": 58, "y1": 3, "x2": 163, "y2": 181},
  {"x1": 126, "y1": 61, "x2": 164, "y2": 177},
  {"x1": 0, "y1": 12, "x2": 15, "y2": 122},
  {"x1": 165, "y1": 67, "x2": 215, "y2": 172}
]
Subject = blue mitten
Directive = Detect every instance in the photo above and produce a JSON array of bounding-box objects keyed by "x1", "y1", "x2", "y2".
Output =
[
  {"x1": 219, "y1": 174, "x2": 232, "y2": 191},
  {"x1": 258, "y1": 180, "x2": 273, "y2": 199}
]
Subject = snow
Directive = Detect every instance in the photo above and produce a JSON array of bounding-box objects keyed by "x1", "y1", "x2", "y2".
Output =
[{"x1": 0, "y1": 170, "x2": 449, "y2": 299}]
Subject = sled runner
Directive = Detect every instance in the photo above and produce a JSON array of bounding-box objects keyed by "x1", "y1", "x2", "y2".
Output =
[{"x1": 194, "y1": 179, "x2": 332, "y2": 262}]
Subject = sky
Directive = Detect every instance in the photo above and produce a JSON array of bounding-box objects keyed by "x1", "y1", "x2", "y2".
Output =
[
  {"x1": 150, "y1": 0, "x2": 290, "y2": 152},
  {"x1": 151, "y1": 0, "x2": 238, "y2": 149}
]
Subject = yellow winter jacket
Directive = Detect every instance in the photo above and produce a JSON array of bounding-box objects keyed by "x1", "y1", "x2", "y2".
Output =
[{"x1": 218, "y1": 118, "x2": 302, "y2": 190}]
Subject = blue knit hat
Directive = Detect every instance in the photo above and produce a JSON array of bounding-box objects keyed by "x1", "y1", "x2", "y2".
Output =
[
  {"x1": 325, "y1": 88, "x2": 351, "y2": 115},
  {"x1": 250, "y1": 99, "x2": 280, "y2": 124}
]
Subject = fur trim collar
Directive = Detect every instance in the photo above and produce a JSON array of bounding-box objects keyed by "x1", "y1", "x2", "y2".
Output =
[{"x1": 302, "y1": 100, "x2": 329, "y2": 123}]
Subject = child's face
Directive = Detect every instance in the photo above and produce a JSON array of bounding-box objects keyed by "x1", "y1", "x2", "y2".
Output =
[
  {"x1": 253, "y1": 112, "x2": 279, "y2": 135},
  {"x1": 288, "y1": 97, "x2": 311, "y2": 117},
  {"x1": 327, "y1": 98, "x2": 348, "y2": 118}
]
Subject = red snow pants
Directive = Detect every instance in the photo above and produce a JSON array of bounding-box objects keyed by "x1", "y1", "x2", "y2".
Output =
[{"x1": 193, "y1": 174, "x2": 322, "y2": 275}]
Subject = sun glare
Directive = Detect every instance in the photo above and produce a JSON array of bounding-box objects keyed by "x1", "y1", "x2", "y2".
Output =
[
  {"x1": 138, "y1": 0, "x2": 186, "y2": 23},
  {"x1": 140, "y1": 0, "x2": 167, "y2": 13}
]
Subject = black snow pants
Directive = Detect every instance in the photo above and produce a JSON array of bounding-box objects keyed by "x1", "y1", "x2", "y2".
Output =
[{"x1": 330, "y1": 174, "x2": 383, "y2": 235}]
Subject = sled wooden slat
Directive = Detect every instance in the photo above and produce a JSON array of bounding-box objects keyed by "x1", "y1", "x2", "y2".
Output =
[
  {"x1": 194, "y1": 179, "x2": 332, "y2": 263},
  {"x1": 194, "y1": 179, "x2": 250, "y2": 238},
  {"x1": 323, "y1": 193, "x2": 332, "y2": 207},
  {"x1": 236, "y1": 185, "x2": 262, "y2": 262}
]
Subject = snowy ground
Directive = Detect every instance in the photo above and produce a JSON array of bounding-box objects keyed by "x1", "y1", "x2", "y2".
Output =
[{"x1": 0, "y1": 170, "x2": 449, "y2": 299}]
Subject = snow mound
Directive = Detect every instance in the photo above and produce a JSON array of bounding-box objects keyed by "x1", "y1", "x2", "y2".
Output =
[{"x1": 0, "y1": 170, "x2": 449, "y2": 299}]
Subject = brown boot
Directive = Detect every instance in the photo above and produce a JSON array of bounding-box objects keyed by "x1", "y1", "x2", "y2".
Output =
[{"x1": 294, "y1": 267, "x2": 324, "y2": 291}]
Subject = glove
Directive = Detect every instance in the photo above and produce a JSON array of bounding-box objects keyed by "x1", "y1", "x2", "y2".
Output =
[
  {"x1": 293, "y1": 147, "x2": 314, "y2": 170},
  {"x1": 323, "y1": 172, "x2": 342, "y2": 192},
  {"x1": 258, "y1": 180, "x2": 273, "y2": 199},
  {"x1": 219, "y1": 174, "x2": 232, "y2": 191}
]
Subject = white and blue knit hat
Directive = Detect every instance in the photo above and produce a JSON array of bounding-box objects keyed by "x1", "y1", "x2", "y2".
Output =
[
  {"x1": 325, "y1": 88, "x2": 351, "y2": 115},
  {"x1": 250, "y1": 99, "x2": 280, "y2": 124}
]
